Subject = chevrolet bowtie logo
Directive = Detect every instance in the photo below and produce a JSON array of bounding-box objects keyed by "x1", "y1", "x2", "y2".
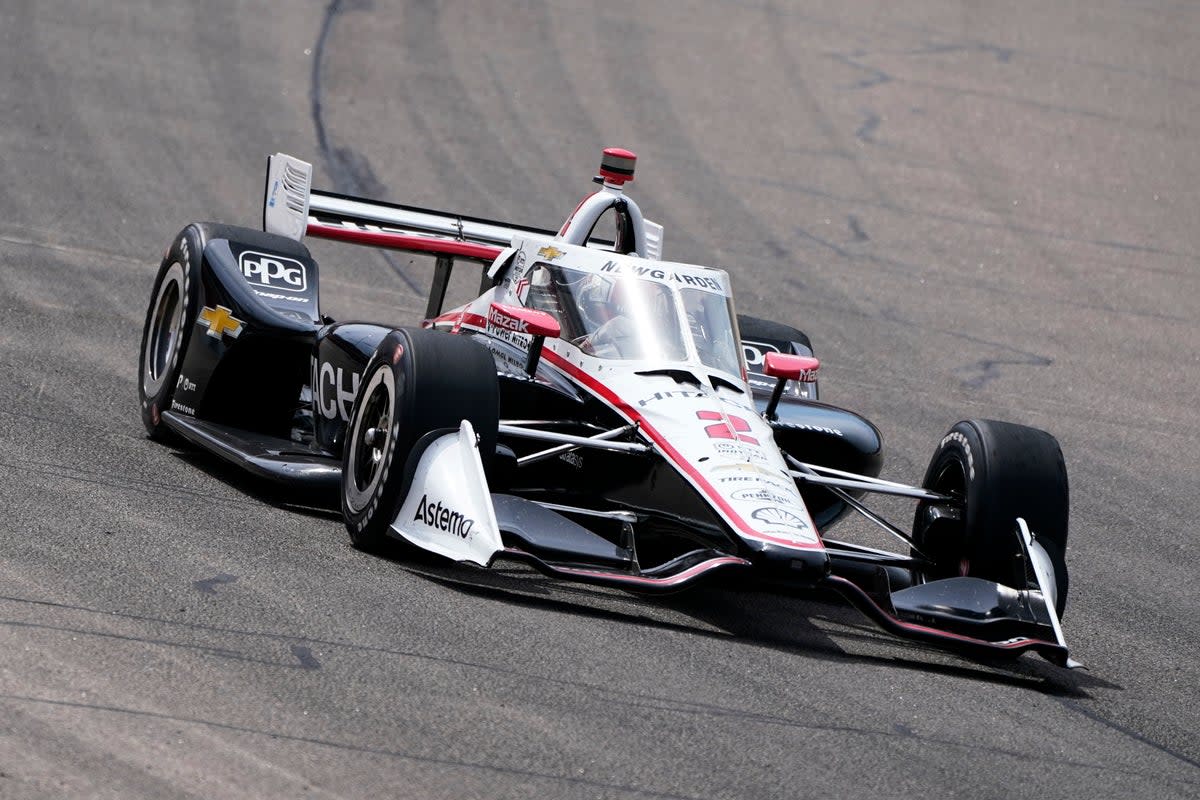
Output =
[
  {"x1": 198, "y1": 305, "x2": 244, "y2": 340},
  {"x1": 537, "y1": 245, "x2": 565, "y2": 261}
]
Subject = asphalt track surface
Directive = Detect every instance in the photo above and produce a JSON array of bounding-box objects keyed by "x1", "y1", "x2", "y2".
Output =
[{"x1": 1, "y1": 1, "x2": 1198, "y2": 797}]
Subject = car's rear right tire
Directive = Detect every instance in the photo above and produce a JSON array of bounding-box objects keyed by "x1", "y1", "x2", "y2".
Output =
[{"x1": 737, "y1": 315, "x2": 814, "y2": 356}]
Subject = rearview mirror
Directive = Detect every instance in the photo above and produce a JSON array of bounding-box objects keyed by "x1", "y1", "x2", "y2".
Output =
[
  {"x1": 764, "y1": 352, "x2": 819, "y2": 382},
  {"x1": 490, "y1": 303, "x2": 561, "y2": 375}
]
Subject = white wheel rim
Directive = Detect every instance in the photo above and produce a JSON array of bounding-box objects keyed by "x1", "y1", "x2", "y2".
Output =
[
  {"x1": 143, "y1": 262, "x2": 186, "y2": 397},
  {"x1": 344, "y1": 365, "x2": 397, "y2": 514}
]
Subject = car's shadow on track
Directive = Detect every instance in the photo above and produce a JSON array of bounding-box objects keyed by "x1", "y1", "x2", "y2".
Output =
[
  {"x1": 170, "y1": 449, "x2": 343, "y2": 521},
  {"x1": 171, "y1": 446, "x2": 1109, "y2": 697},
  {"x1": 382, "y1": 545, "x2": 1114, "y2": 698}
]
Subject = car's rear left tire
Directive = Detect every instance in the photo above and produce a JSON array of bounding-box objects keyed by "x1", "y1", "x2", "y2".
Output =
[{"x1": 341, "y1": 328, "x2": 499, "y2": 552}]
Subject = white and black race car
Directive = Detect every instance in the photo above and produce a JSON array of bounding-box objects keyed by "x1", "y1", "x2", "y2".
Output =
[{"x1": 139, "y1": 148, "x2": 1077, "y2": 667}]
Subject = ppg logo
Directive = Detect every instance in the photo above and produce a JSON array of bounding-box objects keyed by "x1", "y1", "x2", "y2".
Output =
[{"x1": 239, "y1": 251, "x2": 307, "y2": 292}]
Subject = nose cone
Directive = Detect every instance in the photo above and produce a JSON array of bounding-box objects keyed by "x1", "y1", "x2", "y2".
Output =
[
  {"x1": 626, "y1": 376, "x2": 823, "y2": 553},
  {"x1": 746, "y1": 541, "x2": 831, "y2": 586}
]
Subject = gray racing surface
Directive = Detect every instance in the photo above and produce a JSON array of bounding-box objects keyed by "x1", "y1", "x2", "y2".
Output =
[{"x1": 1, "y1": 1, "x2": 1198, "y2": 797}]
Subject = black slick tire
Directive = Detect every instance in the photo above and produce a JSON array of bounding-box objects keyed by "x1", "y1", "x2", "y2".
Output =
[
  {"x1": 341, "y1": 328, "x2": 499, "y2": 551},
  {"x1": 912, "y1": 419, "x2": 1070, "y2": 616},
  {"x1": 138, "y1": 226, "x2": 203, "y2": 441}
]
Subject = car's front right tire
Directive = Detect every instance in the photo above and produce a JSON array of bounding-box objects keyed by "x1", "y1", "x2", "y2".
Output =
[{"x1": 138, "y1": 227, "x2": 202, "y2": 441}]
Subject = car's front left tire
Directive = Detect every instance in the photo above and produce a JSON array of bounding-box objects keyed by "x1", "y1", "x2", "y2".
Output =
[
  {"x1": 912, "y1": 419, "x2": 1070, "y2": 616},
  {"x1": 341, "y1": 328, "x2": 499, "y2": 552}
]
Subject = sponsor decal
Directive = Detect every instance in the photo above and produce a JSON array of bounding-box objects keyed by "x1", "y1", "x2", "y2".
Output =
[
  {"x1": 713, "y1": 441, "x2": 746, "y2": 458},
  {"x1": 253, "y1": 289, "x2": 310, "y2": 304},
  {"x1": 239, "y1": 251, "x2": 308, "y2": 292},
  {"x1": 314, "y1": 359, "x2": 360, "y2": 422},
  {"x1": 698, "y1": 410, "x2": 759, "y2": 446},
  {"x1": 751, "y1": 506, "x2": 809, "y2": 530},
  {"x1": 795, "y1": 367, "x2": 819, "y2": 383},
  {"x1": 197, "y1": 306, "x2": 244, "y2": 341},
  {"x1": 537, "y1": 245, "x2": 566, "y2": 261},
  {"x1": 716, "y1": 471, "x2": 795, "y2": 490},
  {"x1": 413, "y1": 494, "x2": 475, "y2": 539},
  {"x1": 170, "y1": 399, "x2": 196, "y2": 415},
  {"x1": 176, "y1": 374, "x2": 197, "y2": 393},
  {"x1": 559, "y1": 451, "x2": 583, "y2": 469},
  {"x1": 637, "y1": 389, "x2": 706, "y2": 408},
  {"x1": 940, "y1": 431, "x2": 975, "y2": 479},
  {"x1": 504, "y1": 250, "x2": 530, "y2": 300},
  {"x1": 711, "y1": 440, "x2": 769, "y2": 465},
  {"x1": 482, "y1": 340, "x2": 532, "y2": 375},
  {"x1": 488, "y1": 325, "x2": 527, "y2": 348},
  {"x1": 777, "y1": 421, "x2": 844, "y2": 437},
  {"x1": 732, "y1": 487, "x2": 795, "y2": 506},
  {"x1": 488, "y1": 305, "x2": 533, "y2": 334},
  {"x1": 599, "y1": 260, "x2": 724, "y2": 292},
  {"x1": 742, "y1": 340, "x2": 780, "y2": 368}
]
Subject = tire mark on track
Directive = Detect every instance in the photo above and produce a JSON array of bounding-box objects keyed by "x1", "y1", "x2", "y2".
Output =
[
  {"x1": 1057, "y1": 697, "x2": 1200, "y2": 774},
  {"x1": 1, "y1": 594, "x2": 1192, "y2": 787},
  {"x1": 0, "y1": 619, "x2": 317, "y2": 671},
  {"x1": 310, "y1": 0, "x2": 421, "y2": 294},
  {"x1": 0, "y1": 692, "x2": 703, "y2": 800},
  {"x1": 290, "y1": 644, "x2": 321, "y2": 670},
  {"x1": 0, "y1": 458, "x2": 272, "y2": 511},
  {"x1": 194, "y1": 573, "x2": 238, "y2": 595},
  {"x1": 752, "y1": 173, "x2": 1198, "y2": 268}
]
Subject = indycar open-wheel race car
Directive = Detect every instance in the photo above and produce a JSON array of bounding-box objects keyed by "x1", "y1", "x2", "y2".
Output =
[{"x1": 139, "y1": 148, "x2": 1079, "y2": 668}]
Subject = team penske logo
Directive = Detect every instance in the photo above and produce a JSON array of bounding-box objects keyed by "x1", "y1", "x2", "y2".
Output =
[
  {"x1": 732, "y1": 488, "x2": 794, "y2": 506},
  {"x1": 413, "y1": 494, "x2": 475, "y2": 539}
]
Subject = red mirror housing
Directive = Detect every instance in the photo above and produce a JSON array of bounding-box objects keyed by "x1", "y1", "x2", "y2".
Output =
[
  {"x1": 489, "y1": 303, "x2": 561, "y2": 338},
  {"x1": 763, "y1": 352, "x2": 820, "y2": 383}
]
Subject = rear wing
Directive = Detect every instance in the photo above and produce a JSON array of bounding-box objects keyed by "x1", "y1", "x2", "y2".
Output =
[
  {"x1": 264, "y1": 153, "x2": 548, "y2": 265},
  {"x1": 263, "y1": 152, "x2": 664, "y2": 316}
]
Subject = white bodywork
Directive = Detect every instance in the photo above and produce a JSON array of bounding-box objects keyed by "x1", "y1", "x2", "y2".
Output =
[
  {"x1": 389, "y1": 420, "x2": 504, "y2": 566},
  {"x1": 432, "y1": 238, "x2": 822, "y2": 555}
]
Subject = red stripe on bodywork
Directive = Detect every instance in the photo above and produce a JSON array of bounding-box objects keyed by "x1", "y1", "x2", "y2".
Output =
[
  {"x1": 446, "y1": 314, "x2": 820, "y2": 550},
  {"x1": 823, "y1": 575, "x2": 1069, "y2": 663},
  {"x1": 536, "y1": 349, "x2": 823, "y2": 551},
  {"x1": 550, "y1": 554, "x2": 750, "y2": 587},
  {"x1": 307, "y1": 222, "x2": 503, "y2": 261}
]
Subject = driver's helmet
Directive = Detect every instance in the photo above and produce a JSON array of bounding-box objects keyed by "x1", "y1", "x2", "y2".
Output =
[{"x1": 577, "y1": 274, "x2": 615, "y2": 330}]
